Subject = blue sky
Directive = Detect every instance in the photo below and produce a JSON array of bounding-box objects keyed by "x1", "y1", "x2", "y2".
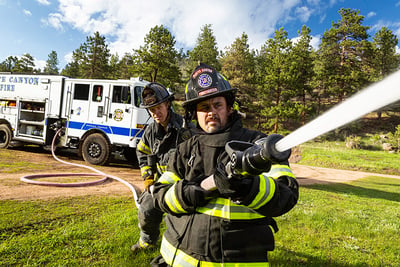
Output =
[{"x1": 1, "y1": 0, "x2": 400, "y2": 71}]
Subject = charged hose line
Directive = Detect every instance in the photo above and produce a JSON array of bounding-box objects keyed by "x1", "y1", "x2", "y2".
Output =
[{"x1": 20, "y1": 128, "x2": 142, "y2": 208}]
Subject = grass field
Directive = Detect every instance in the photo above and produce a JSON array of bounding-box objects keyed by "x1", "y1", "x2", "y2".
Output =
[
  {"x1": 298, "y1": 141, "x2": 400, "y2": 175},
  {"x1": 1, "y1": 141, "x2": 400, "y2": 266}
]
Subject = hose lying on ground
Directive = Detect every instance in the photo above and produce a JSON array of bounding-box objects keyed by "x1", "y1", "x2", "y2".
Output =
[{"x1": 20, "y1": 128, "x2": 142, "y2": 208}]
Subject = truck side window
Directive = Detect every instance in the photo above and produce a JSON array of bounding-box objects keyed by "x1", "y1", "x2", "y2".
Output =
[
  {"x1": 92, "y1": 85, "x2": 103, "y2": 102},
  {"x1": 134, "y1": 86, "x2": 144, "y2": 107},
  {"x1": 73, "y1": 84, "x2": 90, "y2": 100},
  {"x1": 112, "y1": 85, "x2": 131, "y2": 104}
]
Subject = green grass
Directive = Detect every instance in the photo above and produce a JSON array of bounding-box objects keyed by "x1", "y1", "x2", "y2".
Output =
[
  {"x1": 271, "y1": 176, "x2": 400, "y2": 266},
  {"x1": 1, "y1": 177, "x2": 400, "y2": 266},
  {"x1": 0, "y1": 196, "x2": 162, "y2": 266},
  {"x1": 298, "y1": 141, "x2": 400, "y2": 175},
  {"x1": 0, "y1": 147, "x2": 50, "y2": 173},
  {"x1": 1, "y1": 142, "x2": 400, "y2": 266}
]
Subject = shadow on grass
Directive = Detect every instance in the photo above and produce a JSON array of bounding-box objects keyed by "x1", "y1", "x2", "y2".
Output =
[
  {"x1": 302, "y1": 179, "x2": 400, "y2": 203},
  {"x1": 272, "y1": 246, "x2": 370, "y2": 267}
]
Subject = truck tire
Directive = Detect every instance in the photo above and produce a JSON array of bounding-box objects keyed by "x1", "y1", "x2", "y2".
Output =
[
  {"x1": 81, "y1": 133, "x2": 111, "y2": 165},
  {"x1": 0, "y1": 124, "x2": 12, "y2": 149}
]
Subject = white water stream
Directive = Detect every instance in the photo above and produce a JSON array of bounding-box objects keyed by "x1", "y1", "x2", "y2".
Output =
[{"x1": 275, "y1": 70, "x2": 400, "y2": 152}]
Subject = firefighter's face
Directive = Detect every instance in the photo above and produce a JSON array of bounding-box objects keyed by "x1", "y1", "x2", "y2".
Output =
[
  {"x1": 148, "y1": 101, "x2": 169, "y2": 126},
  {"x1": 196, "y1": 96, "x2": 232, "y2": 133}
]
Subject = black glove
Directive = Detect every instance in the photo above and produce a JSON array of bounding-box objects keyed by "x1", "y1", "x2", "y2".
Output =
[
  {"x1": 213, "y1": 162, "x2": 254, "y2": 200},
  {"x1": 182, "y1": 181, "x2": 209, "y2": 208},
  {"x1": 147, "y1": 154, "x2": 158, "y2": 176}
]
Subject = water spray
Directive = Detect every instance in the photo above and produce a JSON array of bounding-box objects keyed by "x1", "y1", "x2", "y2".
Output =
[{"x1": 275, "y1": 70, "x2": 400, "y2": 153}]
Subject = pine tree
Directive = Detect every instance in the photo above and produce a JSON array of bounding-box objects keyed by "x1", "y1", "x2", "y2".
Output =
[
  {"x1": 372, "y1": 27, "x2": 400, "y2": 118},
  {"x1": 108, "y1": 53, "x2": 121, "y2": 80},
  {"x1": 14, "y1": 53, "x2": 35, "y2": 73},
  {"x1": 316, "y1": 8, "x2": 371, "y2": 104},
  {"x1": 187, "y1": 24, "x2": 221, "y2": 74},
  {"x1": 61, "y1": 50, "x2": 81, "y2": 78},
  {"x1": 132, "y1": 25, "x2": 181, "y2": 89},
  {"x1": 372, "y1": 27, "x2": 400, "y2": 79},
  {"x1": 81, "y1": 32, "x2": 110, "y2": 79},
  {"x1": 43, "y1": 50, "x2": 59, "y2": 74},
  {"x1": 67, "y1": 32, "x2": 110, "y2": 79},
  {"x1": 257, "y1": 28, "x2": 294, "y2": 133},
  {"x1": 291, "y1": 25, "x2": 315, "y2": 125},
  {"x1": 0, "y1": 56, "x2": 18, "y2": 72},
  {"x1": 118, "y1": 53, "x2": 135, "y2": 79},
  {"x1": 221, "y1": 33, "x2": 256, "y2": 123}
]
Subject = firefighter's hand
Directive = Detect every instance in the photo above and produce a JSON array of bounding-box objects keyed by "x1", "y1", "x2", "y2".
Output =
[
  {"x1": 144, "y1": 176, "x2": 155, "y2": 192},
  {"x1": 214, "y1": 162, "x2": 254, "y2": 200},
  {"x1": 182, "y1": 181, "x2": 209, "y2": 208}
]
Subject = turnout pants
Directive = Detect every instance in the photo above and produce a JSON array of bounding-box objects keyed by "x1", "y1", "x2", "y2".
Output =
[{"x1": 138, "y1": 191, "x2": 164, "y2": 245}]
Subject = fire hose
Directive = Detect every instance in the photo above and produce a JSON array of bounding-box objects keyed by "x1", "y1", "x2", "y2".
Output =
[{"x1": 20, "y1": 128, "x2": 142, "y2": 208}]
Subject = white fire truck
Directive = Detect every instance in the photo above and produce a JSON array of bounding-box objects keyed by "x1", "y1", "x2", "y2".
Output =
[{"x1": 0, "y1": 73, "x2": 152, "y2": 165}]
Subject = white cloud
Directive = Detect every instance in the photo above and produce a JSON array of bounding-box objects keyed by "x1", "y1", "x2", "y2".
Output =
[
  {"x1": 48, "y1": 0, "x2": 306, "y2": 60},
  {"x1": 23, "y1": 9, "x2": 32, "y2": 16},
  {"x1": 42, "y1": 13, "x2": 64, "y2": 30},
  {"x1": 366, "y1": 12, "x2": 376, "y2": 19},
  {"x1": 295, "y1": 6, "x2": 312, "y2": 23},
  {"x1": 36, "y1": 0, "x2": 51, "y2": 5},
  {"x1": 291, "y1": 34, "x2": 320, "y2": 50},
  {"x1": 35, "y1": 58, "x2": 47, "y2": 70},
  {"x1": 310, "y1": 34, "x2": 321, "y2": 49},
  {"x1": 370, "y1": 20, "x2": 400, "y2": 37},
  {"x1": 64, "y1": 52, "x2": 73, "y2": 65}
]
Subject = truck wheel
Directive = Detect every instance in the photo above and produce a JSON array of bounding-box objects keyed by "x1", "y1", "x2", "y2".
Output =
[
  {"x1": 81, "y1": 133, "x2": 111, "y2": 165},
  {"x1": 0, "y1": 124, "x2": 12, "y2": 149}
]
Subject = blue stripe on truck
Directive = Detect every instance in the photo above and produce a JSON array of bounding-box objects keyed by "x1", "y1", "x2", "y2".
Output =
[{"x1": 67, "y1": 121, "x2": 143, "y2": 137}]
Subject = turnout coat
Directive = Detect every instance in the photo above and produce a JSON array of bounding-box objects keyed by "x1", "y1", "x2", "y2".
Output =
[{"x1": 153, "y1": 114, "x2": 299, "y2": 266}]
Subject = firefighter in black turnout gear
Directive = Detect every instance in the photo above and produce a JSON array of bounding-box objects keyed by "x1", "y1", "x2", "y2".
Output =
[
  {"x1": 151, "y1": 63, "x2": 299, "y2": 266},
  {"x1": 131, "y1": 82, "x2": 186, "y2": 253}
]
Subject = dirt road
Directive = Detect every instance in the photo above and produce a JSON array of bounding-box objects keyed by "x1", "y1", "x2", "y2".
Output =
[{"x1": 1, "y1": 147, "x2": 399, "y2": 201}]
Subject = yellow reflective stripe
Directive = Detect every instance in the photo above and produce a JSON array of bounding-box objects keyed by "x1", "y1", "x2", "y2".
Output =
[
  {"x1": 161, "y1": 236, "x2": 198, "y2": 267},
  {"x1": 196, "y1": 198, "x2": 265, "y2": 220},
  {"x1": 158, "y1": 171, "x2": 181, "y2": 184},
  {"x1": 160, "y1": 235, "x2": 178, "y2": 266},
  {"x1": 161, "y1": 236, "x2": 269, "y2": 267},
  {"x1": 140, "y1": 165, "x2": 151, "y2": 176},
  {"x1": 266, "y1": 164, "x2": 295, "y2": 179},
  {"x1": 137, "y1": 140, "x2": 151, "y2": 154},
  {"x1": 139, "y1": 237, "x2": 150, "y2": 248},
  {"x1": 248, "y1": 175, "x2": 275, "y2": 210},
  {"x1": 165, "y1": 183, "x2": 187, "y2": 214},
  {"x1": 157, "y1": 163, "x2": 167, "y2": 174}
]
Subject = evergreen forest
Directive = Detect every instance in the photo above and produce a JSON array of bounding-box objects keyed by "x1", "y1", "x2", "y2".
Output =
[{"x1": 1, "y1": 8, "x2": 399, "y2": 133}]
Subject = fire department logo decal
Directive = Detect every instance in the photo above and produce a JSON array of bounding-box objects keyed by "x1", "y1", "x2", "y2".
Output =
[
  {"x1": 198, "y1": 73, "x2": 212, "y2": 88},
  {"x1": 113, "y1": 109, "x2": 124, "y2": 121}
]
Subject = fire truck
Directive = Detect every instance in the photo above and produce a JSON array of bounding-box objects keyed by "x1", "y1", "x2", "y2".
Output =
[{"x1": 0, "y1": 73, "x2": 152, "y2": 165}]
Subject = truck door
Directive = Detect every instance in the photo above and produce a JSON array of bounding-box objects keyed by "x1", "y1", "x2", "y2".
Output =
[
  {"x1": 107, "y1": 84, "x2": 150, "y2": 147},
  {"x1": 107, "y1": 84, "x2": 134, "y2": 145},
  {"x1": 68, "y1": 82, "x2": 90, "y2": 137},
  {"x1": 68, "y1": 82, "x2": 111, "y2": 137},
  {"x1": 89, "y1": 83, "x2": 110, "y2": 126}
]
